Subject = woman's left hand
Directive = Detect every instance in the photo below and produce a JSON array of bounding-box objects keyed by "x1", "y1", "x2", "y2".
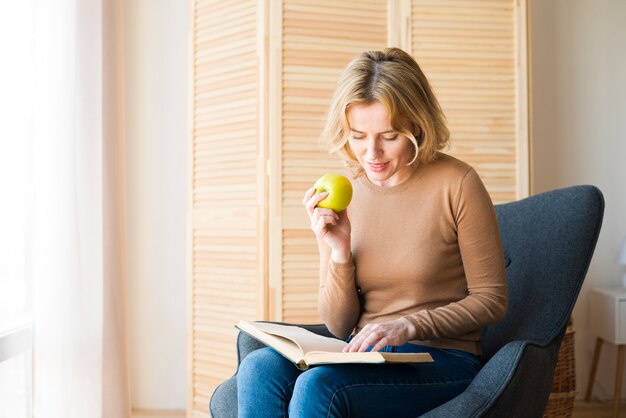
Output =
[{"x1": 343, "y1": 319, "x2": 415, "y2": 353}]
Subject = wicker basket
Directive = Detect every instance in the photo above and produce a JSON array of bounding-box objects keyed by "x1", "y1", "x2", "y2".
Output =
[{"x1": 543, "y1": 320, "x2": 576, "y2": 418}]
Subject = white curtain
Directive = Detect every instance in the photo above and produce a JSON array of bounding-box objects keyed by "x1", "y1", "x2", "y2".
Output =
[{"x1": 32, "y1": 0, "x2": 130, "y2": 417}]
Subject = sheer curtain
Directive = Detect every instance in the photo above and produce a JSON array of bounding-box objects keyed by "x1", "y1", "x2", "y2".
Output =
[{"x1": 32, "y1": 0, "x2": 130, "y2": 417}]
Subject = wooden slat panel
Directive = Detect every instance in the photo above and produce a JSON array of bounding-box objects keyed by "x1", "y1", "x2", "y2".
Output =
[
  {"x1": 280, "y1": 0, "x2": 388, "y2": 324},
  {"x1": 412, "y1": 0, "x2": 518, "y2": 204},
  {"x1": 282, "y1": 229, "x2": 319, "y2": 322},
  {"x1": 190, "y1": 0, "x2": 260, "y2": 414}
]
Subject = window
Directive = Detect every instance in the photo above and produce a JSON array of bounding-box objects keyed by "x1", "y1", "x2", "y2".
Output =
[{"x1": 0, "y1": 2, "x2": 35, "y2": 417}]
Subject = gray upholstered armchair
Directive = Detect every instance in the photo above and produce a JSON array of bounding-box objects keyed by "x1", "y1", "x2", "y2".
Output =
[{"x1": 210, "y1": 185, "x2": 604, "y2": 417}]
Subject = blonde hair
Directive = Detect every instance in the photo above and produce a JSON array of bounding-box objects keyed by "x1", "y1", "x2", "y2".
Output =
[{"x1": 321, "y1": 48, "x2": 450, "y2": 176}]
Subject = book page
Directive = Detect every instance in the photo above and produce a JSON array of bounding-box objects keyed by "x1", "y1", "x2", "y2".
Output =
[
  {"x1": 304, "y1": 351, "x2": 433, "y2": 366},
  {"x1": 236, "y1": 321, "x2": 304, "y2": 363},
  {"x1": 249, "y1": 322, "x2": 347, "y2": 355},
  {"x1": 237, "y1": 321, "x2": 434, "y2": 368}
]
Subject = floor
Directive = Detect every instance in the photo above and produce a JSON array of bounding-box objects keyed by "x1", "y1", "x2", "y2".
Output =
[
  {"x1": 132, "y1": 410, "x2": 185, "y2": 418},
  {"x1": 573, "y1": 401, "x2": 626, "y2": 418},
  {"x1": 132, "y1": 402, "x2": 626, "y2": 418}
]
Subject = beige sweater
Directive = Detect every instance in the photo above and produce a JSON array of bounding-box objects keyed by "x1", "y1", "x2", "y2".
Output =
[{"x1": 318, "y1": 153, "x2": 508, "y2": 355}]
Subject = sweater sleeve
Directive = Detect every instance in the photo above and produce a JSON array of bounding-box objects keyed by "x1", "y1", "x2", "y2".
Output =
[
  {"x1": 402, "y1": 168, "x2": 508, "y2": 341},
  {"x1": 317, "y1": 242, "x2": 361, "y2": 340}
]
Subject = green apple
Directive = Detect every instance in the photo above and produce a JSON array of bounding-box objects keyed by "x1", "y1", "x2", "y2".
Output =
[{"x1": 314, "y1": 173, "x2": 353, "y2": 212}]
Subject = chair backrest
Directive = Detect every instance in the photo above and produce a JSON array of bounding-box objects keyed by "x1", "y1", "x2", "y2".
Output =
[{"x1": 480, "y1": 185, "x2": 604, "y2": 361}]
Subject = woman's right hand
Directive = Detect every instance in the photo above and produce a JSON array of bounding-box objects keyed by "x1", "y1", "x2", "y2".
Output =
[{"x1": 302, "y1": 187, "x2": 351, "y2": 261}]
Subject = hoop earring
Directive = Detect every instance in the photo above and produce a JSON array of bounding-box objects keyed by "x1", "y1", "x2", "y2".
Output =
[{"x1": 407, "y1": 142, "x2": 419, "y2": 166}]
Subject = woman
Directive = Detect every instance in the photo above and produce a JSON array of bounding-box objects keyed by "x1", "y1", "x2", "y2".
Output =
[{"x1": 237, "y1": 47, "x2": 507, "y2": 417}]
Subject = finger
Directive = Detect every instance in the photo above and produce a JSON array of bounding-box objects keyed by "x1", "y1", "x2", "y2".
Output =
[
  {"x1": 343, "y1": 343, "x2": 355, "y2": 353},
  {"x1": 312, "y1": 190, "x2": 331, "y2": 207},
  {"x1": 345, "y1": 322, "x2": 382, "y2": 352},
  {"x1": 343, "y1": 333, "x2": 361, "y2": 352},
  {"x1": 312, "y1": 215, "x2": 336, "y2": 236},
  {"x1": 305, "y1": 192, "x2": 328, "y2": 215},
  {"x1": 315, "y1": 215, "x2": 337, "y2": 227},
  {"x1": 345, "y1": 329, "x2": 371, "y2": 353},
  {"x1": 370, "y1": 337, "x2": 391, "y2": 353},
  {"x1": 302, "y1": 187, "x2": 316, "y2": 205},
  {"x1": 311, "y1": 209, "x2": 337, "y2": 229},
  {"x1": 344, "y1": 338, "x2": 360, "y2": 353},
  {"x1": 314, "y1": 207, "x2": 339, "y2": 222},
  {"x1": 357, "y1": 331, "x2": 384, "y2": 352}
]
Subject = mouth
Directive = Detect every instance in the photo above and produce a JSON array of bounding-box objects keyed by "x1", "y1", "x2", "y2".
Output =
[{"x1": 367, "y1": 162, "x2": 389, "y2": 173}]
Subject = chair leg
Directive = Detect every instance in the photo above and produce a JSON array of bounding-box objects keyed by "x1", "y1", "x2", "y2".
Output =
[
  {"x1": 614, "y1": 344, "x2": 625, "y2": 418},
  {"x1": 585, "y1": 337, "x2": 603, "y2": 401}
]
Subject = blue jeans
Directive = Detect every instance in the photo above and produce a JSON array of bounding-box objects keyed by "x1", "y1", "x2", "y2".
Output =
[{"x1": 237, "y1": 342, "x2": 481, "y2": 417}]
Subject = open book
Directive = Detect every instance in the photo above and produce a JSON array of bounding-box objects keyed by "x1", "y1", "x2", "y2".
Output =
[{"x1": 236, "y1": 320, "x2": 434, "y2": 370}]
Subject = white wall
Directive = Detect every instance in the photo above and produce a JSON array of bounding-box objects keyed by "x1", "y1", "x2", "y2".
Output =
[
  {"x1": 530, "y1": 0, "x2": 626, "y2": 400},
  {"x1": 124, "y1": 0, "x2": 189, "y2": 409}
]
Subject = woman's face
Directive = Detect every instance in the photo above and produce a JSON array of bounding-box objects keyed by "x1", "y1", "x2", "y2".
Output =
[{"x1": 347, "y1": 101, "x2": 416, "y2": 187}]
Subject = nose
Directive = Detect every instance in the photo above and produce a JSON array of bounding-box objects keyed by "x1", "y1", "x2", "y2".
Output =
[{"x1": 365, "y1": 137, "x2": 382, "y2": 160}]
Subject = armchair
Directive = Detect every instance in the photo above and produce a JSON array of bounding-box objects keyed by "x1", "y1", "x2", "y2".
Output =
[{"x1": 210, "y1": 185, "x2": 604, "y2": 417}]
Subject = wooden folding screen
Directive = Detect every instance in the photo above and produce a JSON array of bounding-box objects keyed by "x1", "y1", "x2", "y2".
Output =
[
  {"x1": 189, "y1": 1, "x2": 527, "y2": 416},
  {"x1": 410, "y1": 0, "x2": 528, "y2": 203},
  {"x1": 188, "y1": 1, "x2": 264, "y2": 415}
]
